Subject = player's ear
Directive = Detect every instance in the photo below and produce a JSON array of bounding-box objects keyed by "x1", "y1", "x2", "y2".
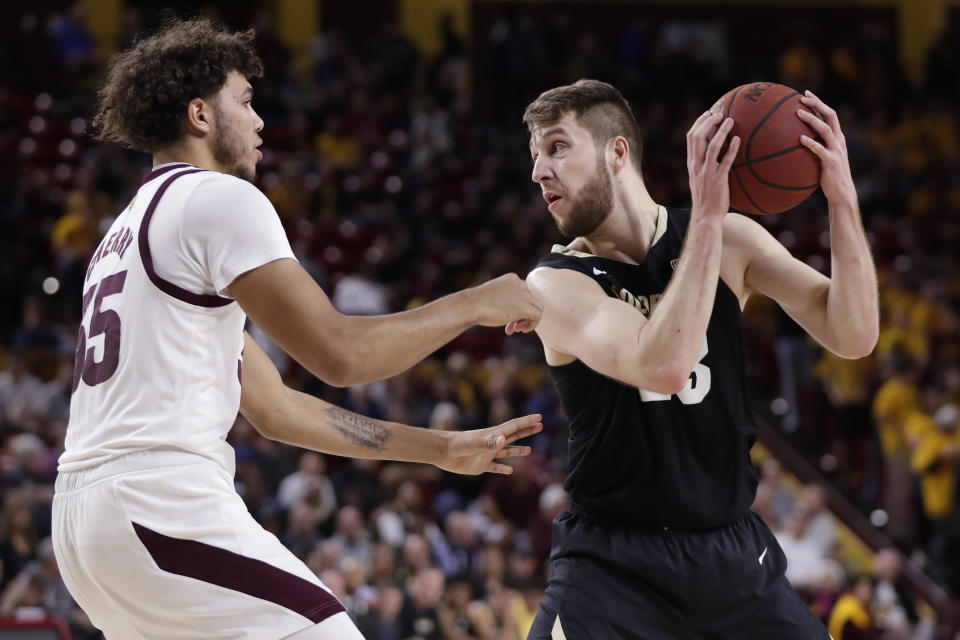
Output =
[
  {"x1": 185, "y1": 97, "x2": 212, "y2": 138},
  {"x1": 609, "y1": 136, "x2": 630, "y2": 174}
]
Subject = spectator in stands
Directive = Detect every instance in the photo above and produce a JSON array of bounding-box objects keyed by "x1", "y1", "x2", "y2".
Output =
[
  {"x1": 332, "y1": 505, "x2": 375, "y2": 567},
  {"x1": 280, "y1": 501, "x2": 322, "y2": 559},
  {"x1": 827, "y1": 574, "x2": 882, "y2": 640},
  {"x1": 0, "y1": 355, "x2": 51, "y2": 424},
  {"x1": 355, "y1": 584, "x2": 404, "y2": 640},
  {"x1": 911, "y1": 403, "x2": 960, "y2": 591},
  {"x1": 800, "y1": 483, "x2": 837, "y2": 557},
  {"x1": 758, "y1": 458, "x2": 797, "y2": 528},
  {"x1": 277, "y1": 451, "x2": 338, "y2": 525},
  {"x1": 527, "y1": 483, "x2": 568, "y2": 563},
  {"x1": 0, "y1": 491, "x2": 38, "y2": 592},
  {"x1": 809, "y1": 559, "x2": 845, "y2": 624},
  {"x1": 9, "y1": 298, "x2": 61, "y2": 352},
  {"x1": 437, "y1": 572, "x2": 498, "y2": 639},
  {"x1": 871, "y1": 548, "x2": 916, "y2": 638},
  {"x1": 872, "y1": 350, "x2": 921, "y2": 545},
  {"x1": 432, "y1": 510, "x2": 483, "y2": 579},
  {"x1": 776, "y1": 505, "x2": 829, "y2": 594},
  {"x1": 814, "y1": 348, "x2": 874, "y2": 498},
  {"x1": 400, "y1": 567, "x2": 445, "y2": 640}
]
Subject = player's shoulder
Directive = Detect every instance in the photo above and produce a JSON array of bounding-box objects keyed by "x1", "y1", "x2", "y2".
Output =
[
  {"x1": 191, "y1": 170, "x2": 261, "y2": 193},
  {"x1": 185, "y1": 171, "x2": 274, "y2": 212},
  {"x1": 528, "y1": 258, "x2": 606, "y2": 304}
]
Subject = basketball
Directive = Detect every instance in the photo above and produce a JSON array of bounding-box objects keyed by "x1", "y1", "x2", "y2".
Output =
[{"x1": 711, "y1": 82, "x2": 821, "y2": 215}]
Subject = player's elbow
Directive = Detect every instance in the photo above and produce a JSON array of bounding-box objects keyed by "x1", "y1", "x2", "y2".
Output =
[
  {"x1": 633, "y1": 364, "x2": 689, "y2": 395},
  {"x1": 307, "y1": 353, "x2": 356, "y2": 388},
  {"x1": 660, "y1": 370, "x2": 692, "y2": 395},
  {"x1": 833, "y1": 326, "x2": 878, "y2": 360},
  {"x1": 243, "y1": 397, "x2": 286, "y2": 441},
  {"x1": 838, "y1": 334, "x2": 877, "y2": 360}
]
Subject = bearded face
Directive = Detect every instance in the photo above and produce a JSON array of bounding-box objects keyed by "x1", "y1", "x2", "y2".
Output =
[
  {"x1": 553, "y1": 153, "x2": 614, "y2": 238},
  {"x1": 211, "y1": 102, "x2": 256, "y2": 182}
]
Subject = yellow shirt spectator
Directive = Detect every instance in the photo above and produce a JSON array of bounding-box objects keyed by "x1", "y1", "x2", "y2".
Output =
[
  {"x1": 904, "y1": 409, "x2": 935, "y2": 449},
  {"x1": 876, "y1": 325, "x2": 929, "y2": 364},
  {"x1": 815, "y1": 351, "x2": 872, "y2": 405},
  {"x1": 911, "y1": 405, "x2": 960, "y2": 519},
  {"x1": 873, "y1": 377, "x2": 920, "y2": 456},
  {"x1": 828, "y1": 592, "x2": 874, "y2": 640}
]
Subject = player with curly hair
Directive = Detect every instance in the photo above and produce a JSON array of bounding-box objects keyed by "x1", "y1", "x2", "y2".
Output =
[{"x1": 52, "y1": 18, "x2": 542, "y2": 639}]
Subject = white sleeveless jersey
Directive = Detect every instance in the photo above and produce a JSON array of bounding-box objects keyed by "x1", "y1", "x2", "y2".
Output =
[{"x1": 59, "y1": 163, "x2": 295, "y2": 475}]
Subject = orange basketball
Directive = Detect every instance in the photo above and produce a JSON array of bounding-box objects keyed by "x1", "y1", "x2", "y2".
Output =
[{"x1": 711, "y1": 82, "x2": 821, "y2": 215}]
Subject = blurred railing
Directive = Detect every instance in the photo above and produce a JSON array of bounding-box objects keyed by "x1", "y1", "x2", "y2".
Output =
[{"x1": 758, "y1": 420, "x2": 960, "y2": 639}]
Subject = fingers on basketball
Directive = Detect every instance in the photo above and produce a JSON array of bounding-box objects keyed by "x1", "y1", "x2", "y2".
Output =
[
  {"x1": 721, "y1": 136, "x2": 741, "y2": 170},
  {"x1": 707, "y1": 118, "x2": 733, "y2": 162}
]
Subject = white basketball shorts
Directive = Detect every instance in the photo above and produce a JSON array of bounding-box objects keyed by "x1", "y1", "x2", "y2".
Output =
[{"x1": 52, "y1": 449, "x2": 361, "y2": 639}]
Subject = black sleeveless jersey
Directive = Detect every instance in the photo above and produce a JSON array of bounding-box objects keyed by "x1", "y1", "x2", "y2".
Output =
[{"x1": 535, "y1": 207, "x2": 758, "y2": 530}]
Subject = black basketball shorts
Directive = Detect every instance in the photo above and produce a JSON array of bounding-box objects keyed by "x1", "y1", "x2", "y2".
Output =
[{"x1": 527, "y1": 507, "x2": 830, "y2": 639}]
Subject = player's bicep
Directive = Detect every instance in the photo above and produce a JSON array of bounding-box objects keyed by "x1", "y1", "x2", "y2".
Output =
[
  {"x1": 528, "y1": 267, "x2": 649, "y2": 384},
  {"x1": 729, "y1": 214, "x2": 830, "y2": 330},
  {"x1": 231, "y1": 258, "x2": 351, "y2": 382}
]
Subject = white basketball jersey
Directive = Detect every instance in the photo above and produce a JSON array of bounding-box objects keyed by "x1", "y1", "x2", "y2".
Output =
[{"x1": 59, "y1": 163, "x2": 295, "y2": 475}]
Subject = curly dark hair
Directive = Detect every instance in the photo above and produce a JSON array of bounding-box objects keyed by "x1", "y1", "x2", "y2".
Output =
[
  {"x1": 522, "y1": 79, "x2": 644, "y2": 170},
  {"x1": 93, "y1": 18, "x2": 264, "y2": 153}
]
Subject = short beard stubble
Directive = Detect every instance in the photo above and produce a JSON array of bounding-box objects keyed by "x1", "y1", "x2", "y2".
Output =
[
  {"x1": 554, "y1": 155, "x2": 614, "y2": 238},
  {"x1": 211, "y1": 105, "x2": 256, "y2": 182}
]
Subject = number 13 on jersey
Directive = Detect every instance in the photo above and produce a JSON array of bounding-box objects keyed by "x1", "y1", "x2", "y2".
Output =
[{"x1": 638, "y1": 337, "x2": 711, "y2": 405}]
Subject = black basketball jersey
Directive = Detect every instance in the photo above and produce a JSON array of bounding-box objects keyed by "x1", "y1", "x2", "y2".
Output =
[{"x1": 535, "y1": 206, "x2": 758, "y2": 530}]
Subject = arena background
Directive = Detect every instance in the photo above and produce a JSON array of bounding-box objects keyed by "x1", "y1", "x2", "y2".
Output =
[{"x1": 1, "y1": 0, "x2": 959, "y2": 638}]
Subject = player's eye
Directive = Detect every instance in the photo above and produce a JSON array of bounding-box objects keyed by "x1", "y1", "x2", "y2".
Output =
[{"x1": 551, "y1": 142, "x2": 565, "y2": 154}]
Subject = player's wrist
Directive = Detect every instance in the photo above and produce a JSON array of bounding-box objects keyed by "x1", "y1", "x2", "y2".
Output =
[
  {"x1": 428, "y1": 429, "x2": 455, "y2": 468},
  {"x1": 455, "y1": 285, "x2": 486, "y2": 326},
  {"x1": 826, "y1": 192, "x2": 859, "y2": 218},
  {"x1": 688, "y1": 210, "x2": 726, "y2": 230}
]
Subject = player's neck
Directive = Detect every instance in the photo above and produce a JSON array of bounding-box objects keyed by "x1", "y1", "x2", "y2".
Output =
[
  {"x1": 152, "y1": 140, "x2": 222, "y2": 174},
  {"x1": 579, "y1": 174, "x2": 660, "y2": 264}
]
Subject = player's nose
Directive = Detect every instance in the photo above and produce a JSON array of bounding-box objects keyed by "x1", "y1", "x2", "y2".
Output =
[
  {"x1": 531, "y1": 155, "x2": 552, "y2": 184},
  {"x1": 252, "y1": 108, "x2": 264, "y2": 133}
]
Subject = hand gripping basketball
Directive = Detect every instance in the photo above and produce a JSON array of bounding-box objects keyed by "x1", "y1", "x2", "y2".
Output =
[
  {"x1": 686, "y1": 111, "x2": 741, "y2": 219},
  {"x1": 797, "y1": 90, "x2": 856, "y2": 207},
  {"x1": 710, "y1": 82, "x2": 822, "y2": 215}
]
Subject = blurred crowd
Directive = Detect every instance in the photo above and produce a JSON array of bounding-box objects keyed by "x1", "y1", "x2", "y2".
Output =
[{"x1": 1, "y1": 2, "x2": 960, "y2": 639}]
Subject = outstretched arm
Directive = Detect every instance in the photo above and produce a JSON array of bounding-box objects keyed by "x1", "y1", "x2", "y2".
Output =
[
  {"x1": 231, "y1": 259, "x2": 541, "y2": 387},
  {"x1": 239, "y1": 332, "x2": 542, "y2": 474},
  {"x1": 726, "y1": 91, "x2": 878, "y2": 359}
]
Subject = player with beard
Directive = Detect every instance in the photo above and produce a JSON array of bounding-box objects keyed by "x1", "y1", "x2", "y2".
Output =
[
  {"x1": 53, "y1": 19, "x2": 543, "y2": 639},
  {"x1": 514, "y1": 79, "x2": 878, "y2": 638}
]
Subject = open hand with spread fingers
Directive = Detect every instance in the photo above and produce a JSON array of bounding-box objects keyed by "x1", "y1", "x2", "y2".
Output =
[
  {"x1": 797, "y1": 90, "x2": 857, "y2": 207},
  {"x1": 435, "y1": 414, "x2": 543, "y2": 475}
]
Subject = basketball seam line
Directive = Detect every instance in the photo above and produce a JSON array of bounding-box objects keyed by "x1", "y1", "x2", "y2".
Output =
[
  {"x1": 725, "y1": 86, "x2": 744, "y2": 119},
  {"x1": 732, "y1": 166, "x2": 769, "y2": 214},
  {"x1": 733, "y1": 144, "x2": 802, "y2": 168},
  {"x1": 744, "y1": 90, "x2": 800, "y2": 164},
  {"x1": 744, "y1": 90, "x2": 819, "y2": 192}
]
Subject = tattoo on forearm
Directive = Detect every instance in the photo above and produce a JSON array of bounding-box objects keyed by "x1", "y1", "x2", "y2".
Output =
[{"x1": 326, "y1": 406, "x2": 391, "y2": 450}]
